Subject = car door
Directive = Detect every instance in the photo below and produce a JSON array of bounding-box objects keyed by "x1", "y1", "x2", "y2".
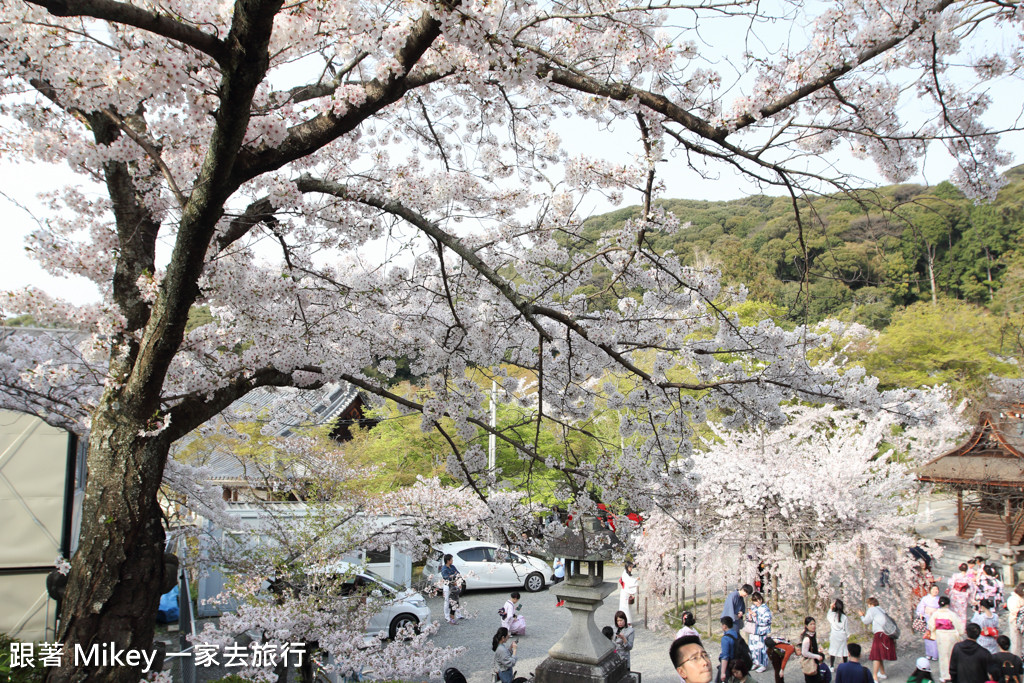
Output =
[
  {"x1": 456, "y1": 546, "x2": 493, "y2": 589},
  {"x1": 490, "y1": 546, "x2": 523, "y2": 587},
  {"x1": 359, "y1": 575, "x2": 392, "y2": 635}
]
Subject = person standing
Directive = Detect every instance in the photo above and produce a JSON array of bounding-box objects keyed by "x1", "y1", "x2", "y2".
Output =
[
  {"x1": 918, "y1": 584, "x2": 943, "y2": 661},
  {"x1": 1007, "y1": 583, "x2": 1024, "y2": 657},
  {"x1": 440, "y1": 553, "x2": 461, "y2": 625},
  {"x1": 723, "y1": 584, "x2": 753, "y2": 635},
  {"x1": 491, "y1": 627, "x2": 518, "y2": 683},
  {"x1": 799, "y1": 616, "x2": 825, "y2": 683},
  {"x1": 672, "y1": 634, "x2": 715, "y2": 683},
  {"x1": 949, "y1": 563, "x2": 975, "y2": 622},
  {"x1": 719, "y1": 617, "x2": 743, "y2": 683},
  {"x1": 619, "y1": 561, "x2": 639, "y2": 625},
  {"x1": 972, "y1": 599, "x2": 1001, "y2": 655},
  {"x1": 834, "y1": 642, "x2": 873, "y2": 683},
  {"x1": 950, "y1": 622, "x2": 993, "y2": 683},
  {"x1": 613, "y1": 610, "x2": 635, "y2": 670},
  {"x1": 827, "y1": 598, "x2": 850, "y2": 668},
  {"x1": 992, "y1": 634, "x2": 1023, "y2": 683},
  {"x1": 930, "y1": 595, "x2": 966, "y2": 683},
  {"x1": 749, "y1": 591, "x2": 772, "y2": 673},
  {"x1": 978, "y1": 566, "x2": 1005, "y2": 609},
  {"x1": 859, "y1": 597, "x2": 896, "y2": 681},
  {"x1": 500, "y1": 591, "x2": 526, "y2": 635}
]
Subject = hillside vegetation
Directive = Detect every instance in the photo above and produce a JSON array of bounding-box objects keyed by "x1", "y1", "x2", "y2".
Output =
[{"x1": 577, "y1": 165, "x2": 1024, "y2": 329}]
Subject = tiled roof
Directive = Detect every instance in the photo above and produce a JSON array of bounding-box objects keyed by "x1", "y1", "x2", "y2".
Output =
[
  {"x1": 176, "y1": 382, "x2": 362, "y2": 484},
  {"x1": 918, "y1": 409, "x2": 1024, "y2": 486}
]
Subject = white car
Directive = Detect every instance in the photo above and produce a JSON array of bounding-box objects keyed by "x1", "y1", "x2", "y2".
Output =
[
  {"x1": 310, "y1": 562, "x2": 431, "y2": 639},
  {"x1": 423, "y1": 541, "x2": 553, "y2": 592}
]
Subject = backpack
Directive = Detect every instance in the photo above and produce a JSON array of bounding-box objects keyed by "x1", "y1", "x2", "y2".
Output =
[
  {"x1": 881, "y1": 611, "x2": 900, "y2": 639},
  {"x1": 723, "y1": 632, "x2": 753, "y2": 671},
  {"x1": 444, "y1": 667, "x2": 468, "y2": 683},
  {"x1": 1000, "y1": 657, "x2": 1022, "y2": 683}
]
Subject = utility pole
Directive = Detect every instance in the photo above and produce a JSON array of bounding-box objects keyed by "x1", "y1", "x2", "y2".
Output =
[{"x1": 488, "y1": 379, "x2": 497, "y2": 485}]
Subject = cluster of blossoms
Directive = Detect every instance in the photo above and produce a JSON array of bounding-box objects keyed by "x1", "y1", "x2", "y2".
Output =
[{"x1": 0, "y1": 1, "x2": 1019, "y2": 679}]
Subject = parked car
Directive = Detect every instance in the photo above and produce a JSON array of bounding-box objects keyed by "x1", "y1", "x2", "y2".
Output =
[
  {"x1": 307, "y1": 561, "x2": 431, "y2": 640},
  {"x1": 423, "y1": 541, "x2": 553, "y2": 592}
]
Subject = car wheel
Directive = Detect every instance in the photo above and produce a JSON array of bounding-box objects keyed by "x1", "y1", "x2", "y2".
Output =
[
  {"x1": 389, "y1": 613, "x2": 419, "y2": 640},
  {"x1": 525, "y1": 572, "x2": 545, "y2": 592}
]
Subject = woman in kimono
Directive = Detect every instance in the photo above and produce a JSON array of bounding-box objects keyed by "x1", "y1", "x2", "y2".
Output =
[
  {"x1": 748, "y1": 591, "x2": 772, "y2": 673},
  {"x1": 928, "y1": 595, "x2": 964, "y2": 682},
  {"x1": 916, "y1": 584, "x2": 941, "y2": 660},
  {"x1": 946, "y1": 563, "x2": 974, "y2": 622},
  {"x1": 971, "y1": 598, "x2": 1000, "y2": 655},
  {"x1": 977, "y1": 565, "x2": 1005, "y2": 609}
]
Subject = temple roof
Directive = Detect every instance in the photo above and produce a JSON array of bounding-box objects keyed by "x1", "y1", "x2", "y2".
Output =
[{"x1": 917, "y1": 408, "x2": 1024, "y2": 488}]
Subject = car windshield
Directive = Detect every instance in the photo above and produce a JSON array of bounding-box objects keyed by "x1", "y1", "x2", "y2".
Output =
[{"x1": 363, "y1": 568, "x2": 403, "y2": 592}]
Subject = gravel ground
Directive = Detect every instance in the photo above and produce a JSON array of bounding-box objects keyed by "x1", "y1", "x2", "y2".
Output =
[{"x1": 420, "y1": 566, "x2": 924, "y2": 683}]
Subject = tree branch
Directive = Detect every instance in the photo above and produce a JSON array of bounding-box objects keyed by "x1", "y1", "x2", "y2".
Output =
[{"x1": 27, "y1": 0, "x2": 230, "y2": 65}]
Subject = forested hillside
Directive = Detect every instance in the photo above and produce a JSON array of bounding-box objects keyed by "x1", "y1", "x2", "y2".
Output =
[{"x1": 577, "y1": 165, "x2": 1024, "y2": 329}]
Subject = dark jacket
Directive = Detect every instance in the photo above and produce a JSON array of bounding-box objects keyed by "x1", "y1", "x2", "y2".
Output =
[
  {"x1": 835, "y1": 660, "x2": 874, "y2": 683},
  {"x1": 950, "y1": 639, "x2": 994, "y2": 683}
]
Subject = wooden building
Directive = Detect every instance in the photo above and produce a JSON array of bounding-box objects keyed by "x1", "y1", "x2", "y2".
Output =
[{"x1": 918, "y1": 406, "x2": 1024, "y2": 546}]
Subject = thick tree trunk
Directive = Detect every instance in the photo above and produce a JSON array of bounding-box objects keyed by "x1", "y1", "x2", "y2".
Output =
[{"x1": 46, "y1": 400, "x2": 170, "y2": 683}]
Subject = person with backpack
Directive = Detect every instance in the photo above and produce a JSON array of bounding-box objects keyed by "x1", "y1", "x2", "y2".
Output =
[
  {"x1": 720, "y1": 616, "x2": 753, "y2": 682},
  {"x1": 993, "y1": 634, "x2": 1023, "y2": 683},
  {"x1": 858, "y1": 597, "x2": 896, "y2": 680},
  {"x1": 799, "y1": 616, "x2": 826, "y2": 683}
]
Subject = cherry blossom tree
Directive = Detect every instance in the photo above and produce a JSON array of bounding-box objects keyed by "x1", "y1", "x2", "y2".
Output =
[
  {"x1": 0, "y1": 1, "x2": 1020, "y2": 680},
  {"x1": 635, "y1": 390, "x2": 968, "y2": 625}
]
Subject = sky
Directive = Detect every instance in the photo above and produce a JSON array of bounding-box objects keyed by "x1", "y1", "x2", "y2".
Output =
[{"x1": 1, "y1": 3, "x2": 1022, "y2": 308}]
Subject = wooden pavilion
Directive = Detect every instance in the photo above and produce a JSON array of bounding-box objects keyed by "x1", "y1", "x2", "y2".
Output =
[{"x1": 918, "y1": 405, "x2": 1024, "y2": 545}]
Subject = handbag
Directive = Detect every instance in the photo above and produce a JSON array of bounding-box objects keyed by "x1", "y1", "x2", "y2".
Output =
[
  {"x1": 801, "y1": 656, "x2": 819, "y2": 675},
  {"x1": 743, "y1": 621, "x2": 757, "y2": 635},
  {"x1": 628, "y1": 595, "x2": 635, "y2": 605},
  {"x1": 912, "y1": 615, "x2": 927, "y2": 633}
]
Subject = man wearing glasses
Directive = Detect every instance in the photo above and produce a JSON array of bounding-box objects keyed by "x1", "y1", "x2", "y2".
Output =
[{"x1": 672, "y1": 635, "x2": 714, "y2": 683}]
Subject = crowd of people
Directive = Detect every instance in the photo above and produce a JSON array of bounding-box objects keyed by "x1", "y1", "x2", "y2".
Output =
[
  {"x1": 439, "y1": 549, "x2": 1024, "y2": 683},
  {"x1": 671, "y1": 558, "x2": 1024, "y2": 683}
]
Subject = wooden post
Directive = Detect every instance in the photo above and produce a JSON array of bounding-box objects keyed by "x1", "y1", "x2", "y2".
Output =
[{"x1": 957, "y1": 490, "x2": 964, "y2": 537}]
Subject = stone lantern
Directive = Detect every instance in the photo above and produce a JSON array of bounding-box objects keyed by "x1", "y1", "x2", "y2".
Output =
[{"x1": 534, "y1": 517, "x2": 630, "y2": 683}]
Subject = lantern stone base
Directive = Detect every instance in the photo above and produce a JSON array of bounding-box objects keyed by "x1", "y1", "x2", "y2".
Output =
[
  {"x1": 533, "y1": 651, "x2": 629, "y2": 683},
  {"x1": 533, "y1": 571, "x2": 630, "y2": 683}
]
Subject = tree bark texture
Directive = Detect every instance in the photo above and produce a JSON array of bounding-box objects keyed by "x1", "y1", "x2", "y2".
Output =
[{"x1": 48, "y1": 402, "x2": 170, "y2": 683}]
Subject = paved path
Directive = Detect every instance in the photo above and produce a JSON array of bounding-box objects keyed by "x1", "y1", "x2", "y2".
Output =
[{"x1": 421, "y1": 567, "x2": 926, "y2": 683}]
